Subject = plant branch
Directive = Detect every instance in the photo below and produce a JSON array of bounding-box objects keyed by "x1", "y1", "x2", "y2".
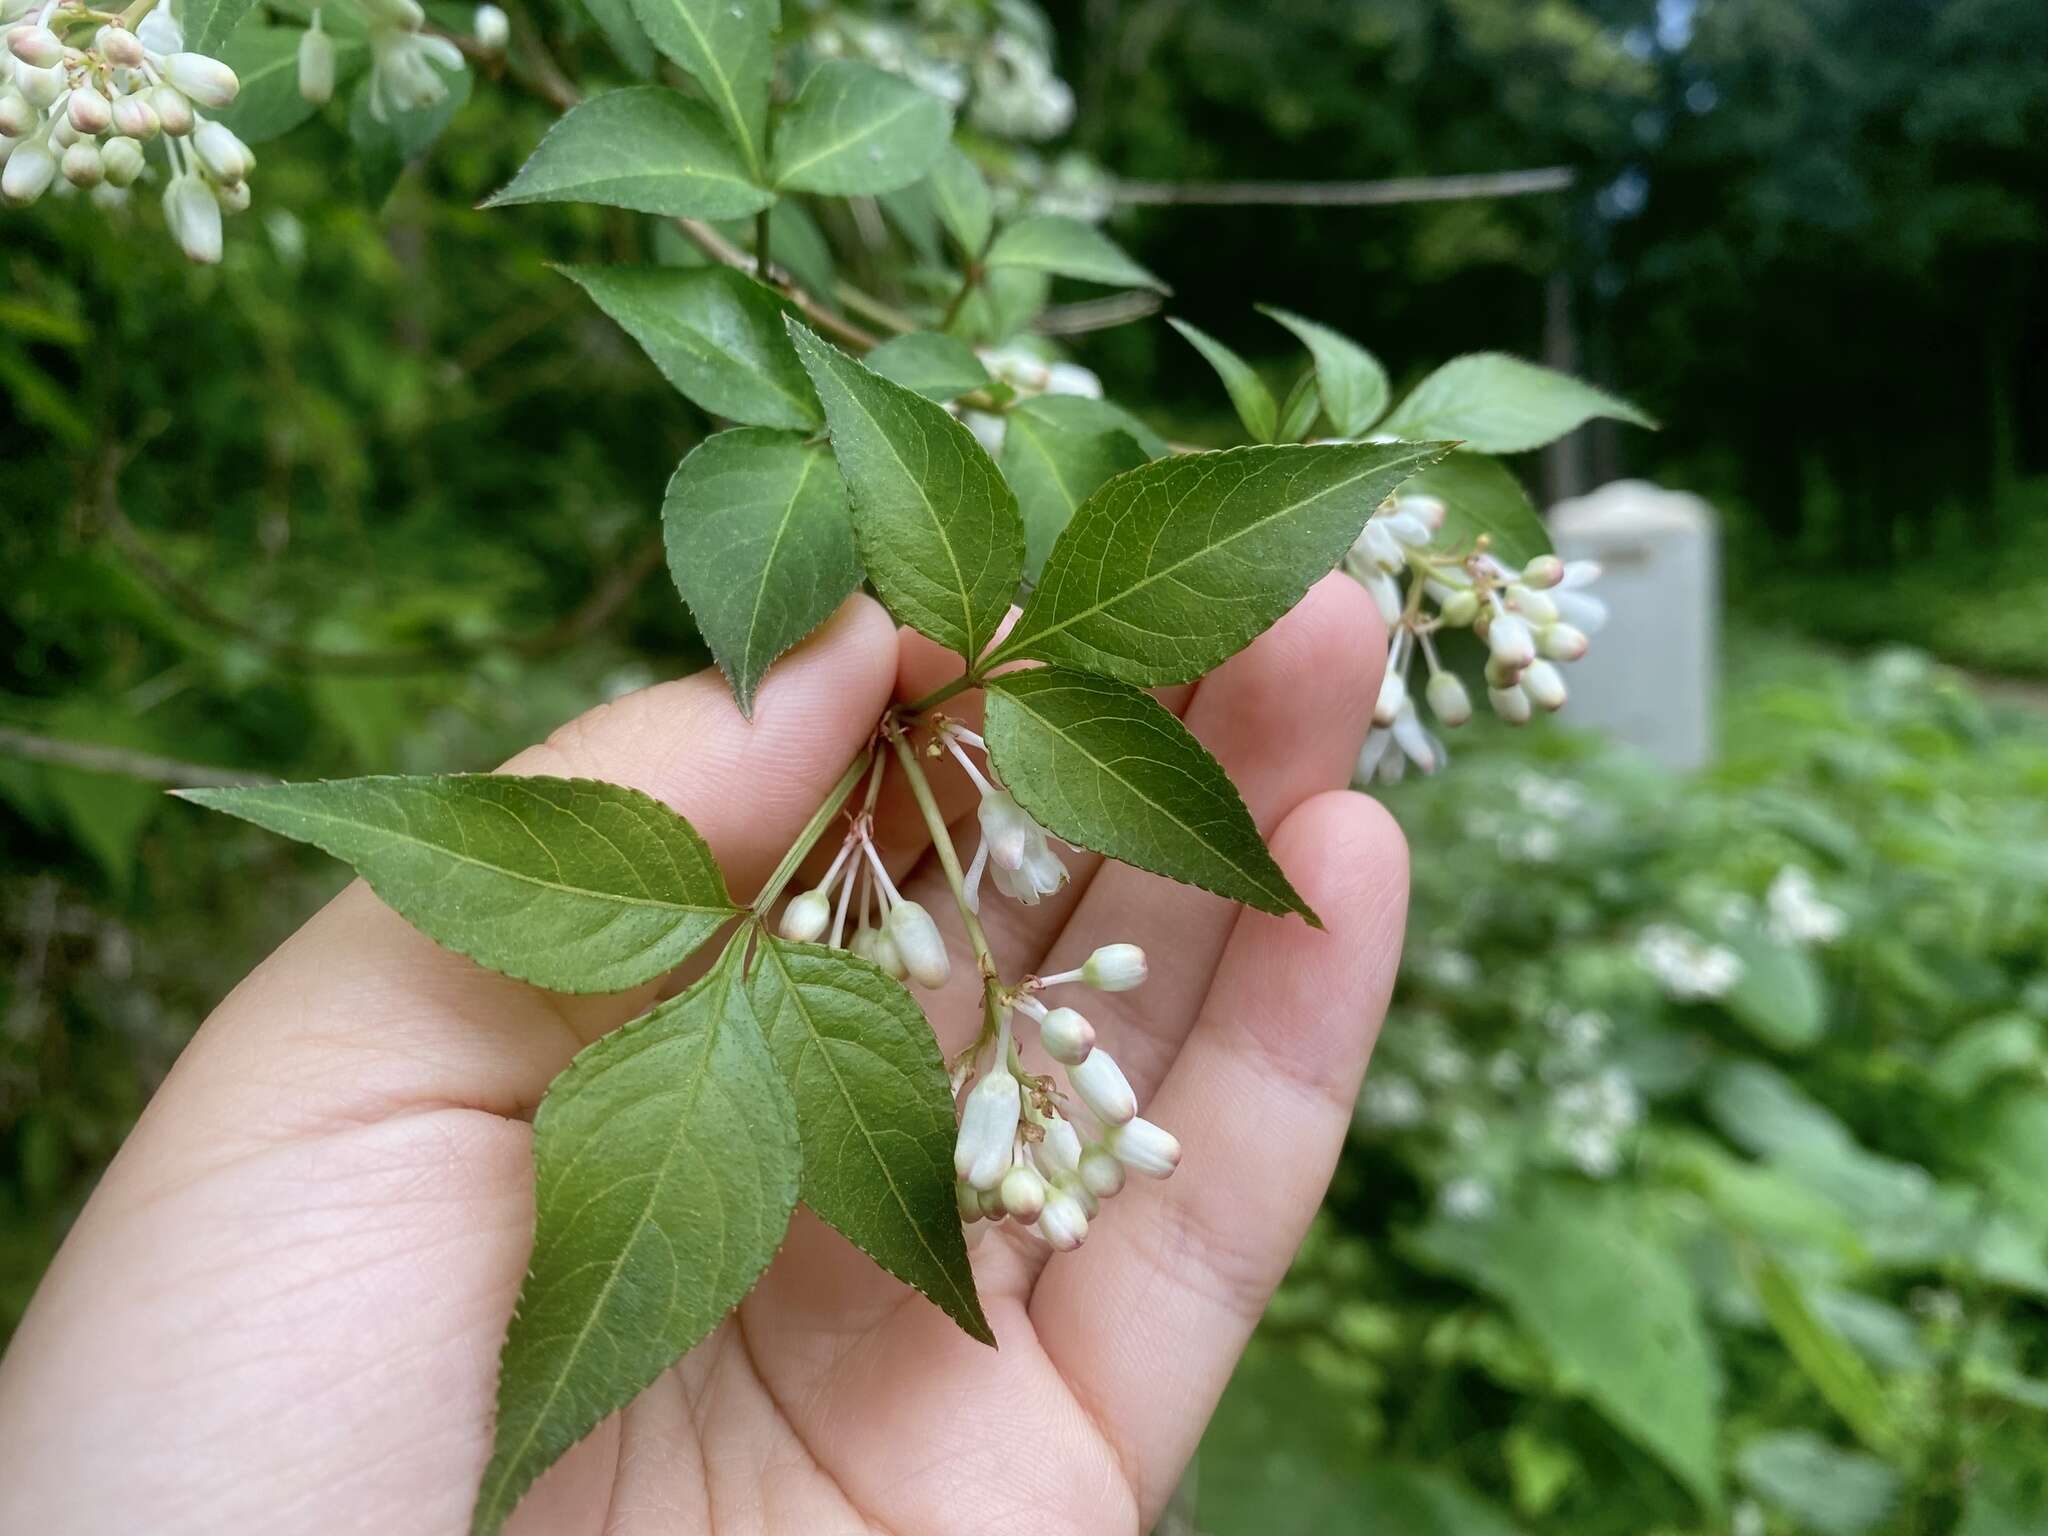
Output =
[
  {"x1": 889, "y1": 727, "x2": 993, "y2": 973},
  {"x1": 749, "y1": 747, "x2": 875, "y2": 916},
  {"x1": 900, "y1": 673, "x2": 978, "y2": 718},
  {"x1": 1105, "y1": 166, "x2": 1577, "y2": 207},
  {"x1": 0, "y1": 726, "x2": 270, "y2": 787}
]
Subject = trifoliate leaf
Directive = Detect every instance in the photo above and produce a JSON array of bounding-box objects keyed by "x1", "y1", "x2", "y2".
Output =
[
  {"x1": 1167, "y1": 317, "x2": 1276, "y2": 442},
  {"x1": 986, "y1": 668, "x2": 1316, "y2": 920},
  {"x1": 177, "y1": 775, "x2": 739, "y2": 992},
  {"x1": 470, "y1": 942, "x2": 799, "y2": 1535},
  {"x1": 663, "y1": 428, "x2": 858, "y2": 717},
  {"x1": 626, "y1": 0, "x2": 775, "y2": 175},
  {"x1": 786, "y1": 318, "x2": 1024, "y2": 662},
  {"x1": 484, "y1": 87, "x2": 775, "y2": 220},
  {"x1": 770, "y1": 60, "x2": 951, "y2": 196},
  {"x1": 928, "y1": 145, "x2": 993, "y2": 256},
  {"x1": 984, "y1": 215, "x2": 1169, "y2": 293},
  {"x1": 994, "y1": 440, "x2": 1452, "y2": 686},
  {"x1": 1259, "y1": 306, "x2": 1390, "y2": 437},
  {"x1": 998, "y1": 395, "x2": 1153, "y2": 581},
  {"x1": 558, "y1": 264, "x2": 820, "y2": 430},
  {"x1": 1377, "y1": 352, "x2": 1655, "y2": 454},
  {"x1": 748, "y1": 939, "x2": 991, "y2": 1342},
  {"x1": 863, "y1": 331, "x2": 992, "y2": 401}
]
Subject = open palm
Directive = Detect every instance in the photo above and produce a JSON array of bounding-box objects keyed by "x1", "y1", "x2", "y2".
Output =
[{"x1": 0, "y1": 579, "x2": 1406, "y2": 1536}]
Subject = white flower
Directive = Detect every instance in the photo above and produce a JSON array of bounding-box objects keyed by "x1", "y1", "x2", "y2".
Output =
[
  {"x1": 1079, "y1": 943, "x2": 1146, "y2": 991},
  {"x1": 1078, "y1": 1145, "x2": 1126, "y2": 1197},
  {"x1": 298, "y1": 14, "x2": 336, "y2": 105},
  {"x1": 473, "y1": 2, "x2": 509, "y2": 51},
  {"x1": 1439, "y1": 1176, "x2": 1495, "y2": 1220},
  {"x1": 885, "y1": 899, "x2": 950, "y2": 989},
  {"x1": 1037, "y1": 1006, "x2": 1094, "y2": 1066},
  {"x1": 1359, "y1": 1072, "x2": 1424, "y2": 1130},
  {"x1": 954, "y1": 1069, "x2": 1022, "y2": 1190},
  {"x1": 999, "y1": 1164, "x2": 1047, "y2": 1223},
  {"x1": 137, "y1": 2, "x2": 182, "y2": 54},
  {"x1": 1636, "y1": 923, "x2": 1743, "y2": 1000},
  {"x1": 1068, "y1": 1047, "x2": 1136, "y2": 1125},
  {"x1": 1550, "y1": 560, "x2": 1608, "y2": 634},
  {"x1": 778, "y1": 886, "x2": 831, "y2": 943},
  {"x1": 1767, "y1": 865, "x2": 1847, "y2": 946},
  {"x1": 1107, "y1": 1116, "x2": 1180, "y2": 1177},
  {"x1": 163, "y1": 52, "x2": 239, "y2": 109},
  {"x1": 1036, "y1": 1112, "x2": 1083, "y2": 1178},
  {"x1": 161, "y1": 171, "x2": 222, "y2": 262},
  {"x1": 1036, "y1": 1187, "x2": 1090, "y2": 1249},
  {"x1": 366, "y1": 27, "x2": 462, "y2": 121}
]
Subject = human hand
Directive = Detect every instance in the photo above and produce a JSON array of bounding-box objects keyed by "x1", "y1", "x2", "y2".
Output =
[{"x1": 0, "y1": 576, "x2": 1406, "y2": 1536}]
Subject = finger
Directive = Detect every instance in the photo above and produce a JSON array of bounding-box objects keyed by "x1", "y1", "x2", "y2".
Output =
[
  {"x1": 1026, "y1": 573, "x2": 1384, "y2": 1095},
  {"x1": 1030, "y1": 789, "x2": 1409, "y2": 1520}
]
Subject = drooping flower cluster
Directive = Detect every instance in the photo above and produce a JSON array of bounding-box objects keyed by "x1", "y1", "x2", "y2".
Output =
[
  {"x1": 1348, "y1": 491, "x2": 1608, "y2": 783},
  {"x1": 359, "y1": 0, "x2": 464, "y2": 123},
  {"x1": 953, "y1": 944, "x2": 1176, "y2": 1250},
  {"x1": 931, "y1": 721, "x2": 1072, "y2": 910},
  {"x1": 778, "y1": 807, "x2": 953, "y2": 992},
  {"x1": 2, "y1": 0, "x2": 250, "y2": 260}
]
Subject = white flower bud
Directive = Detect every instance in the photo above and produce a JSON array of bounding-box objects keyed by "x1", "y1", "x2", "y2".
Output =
[
  {"x1": 473, "y1": 2, "x2": 509, "y2": 50},
  {"x1": 297, "y1": 18, "x2": 335, "y2": 105},
  {"x1": 48, "y1": 112, "x2": 77, "y2": 149},
  {"x1": 152, "y1": 83, "x2": 194, "y2": 134},
  {"x1": 977, "y1": 1184, "x2": 1006, "y2": 1221},
  {"x1": 1522, "y1": 658, "x2": 1568, "y2": 711},
  {"x1": 1398, "y1": 492, "x2": 1447, "y2": 531},
  {"x1": 1425, "y1": 670, "x2": 1472, "y2": 727},
  {"x1": 1485, "y1": 611, "x2": 1536, "y2": 671},
  {"x1": 162, "y1": 171, "x2": 222, "y2": 263},
  {"x1": 956, "y1": 1177, "x2": 982, "y2": 1222},
  {"x1": 0, "y1": 87, "x2": 30, "y2": 137},
  {"x1": 1363, "y1": 568, "x2": 1402, "y2": 626},
  {"x1": 1488, "y1": 682, "x2": 1532, "y2": 726},
  {"x1": 1380, "y1": 509, "x2": 1432, "y2": 547},
  {"x1": 192, "y1": 118, "x2": 251, "y2": 182},
  {"x1": 67, "y1": 83, "x2": 112, "y2": 135},
  {"x1": 17, "y1": 60, "x2": 62, "y2": 108},
  {"x1": 778, "y1": 886, "x2": 830, "y2": 943},
  {"x1": 164, "y1": 52, "x2": 239, "y2": 109},
  {"x1": 1539, "y1": 622, "x2": 1589, "y2": 662},
  {"x1": 886, "y1": 899, "x2": 950, "y2": 989},
  {"x1": 1508, "y1": 584, "x2": 1558, "y2": 624},
  {"x1": 214, "y1": 175, "x2": 250, "y2": 213},
  {"x1": 60, "y1": 137, "x2": 101, "y2": 186},
  {"x1": 1038, "y1": 1006, "x2": 1094, "y2": 1066},
  {"x1": 100, "y1": 133, "x2": 142, "y2": 185},
  {"x1": 1080, "y1": 942, "x2": 1147, "y2": 991},
  {"x1": 97, "y1": 23, "x2": 144, "y2": 67},
  {"x1": 977, "y1": 788, "x2": 1032, "y2": 871},
  {"x1": 1521, "y1": 554, "x2": 1565, "y2": 589},
  {"x1": 136, "y1": 4, "x2": 181, "y2": 53},
  {"x1": 110, "y1": 92, "x2": 159, "y2": 138},
  {"x1": 7, "y1": 25, "x2": 64, "y2": 68},
  {"x1": 954, "y1": 1069, "x2": 1021, "y2": 1190},
  {"x1": 999, "y1": 1164, "x2": 1046, "y2": 1224},
  {"x1": 1, "y1": 133, "x2": 53, "y2": 201},
  {"x1": 1373, "y1": 666, "x2": 1407, "y2": 727},
  {"x1": 1038, "y1": 1112, "x2": 1083, "y2": 1177},
  {"x1": 1437, "y1": 587, "x2": 1480, "y2": 626},
  {"x1": 1078, "y1": 1145, "x2": 1126, "y2": 1198},
  {"x1": 89, "y1": 177, "x2": 130, "y2": 210},
  {"x1": 1108, "y1": 1116, "x2": 1181, "y2": 1178},
  {"x1": 1037, "y1": 1188, "x2": 1089, "y2": 1250},
  {"x1": 1068, "y1": 1048, "x2": 1136, "y2": 1125}
]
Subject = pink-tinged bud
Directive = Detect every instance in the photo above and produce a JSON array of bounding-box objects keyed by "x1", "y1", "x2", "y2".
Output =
[
  {"x1": 1038, "y1": 1006, "x2": 1094, "y2": 1066},
  {"x1": 0, "y1": 88, "x2": 30, "y2": 137},
  {"x1": 48, "y1": 113, "x2": 77, "y2": 149},
  {"x1": 1, "y1": 135, "x2": 54, "y2": 202},
  {"x1": 1508, "y1": 584, "x2": 1558, "y2": 624},
  {"x1": 97, "y1": 23, "x2": 144, "y2": 67},
  {"x1": 1037, "y1": 1113, "x2": 1083, "y2": 1177},
  {"x1": 1398, "y1": 492, "x2": 1447, "y2": 531},
  {"x1": 1081, "y1": 942, "x2": 1146, "y2": 991},
  {"x1": 1425, "y1": 669, "x2": 1472, "y2": 727},
  {"x1": 1373, "y1": 666, "x2": 1407, "y2": 727},
  {"x1": 778, "y1": 886, "x2": 830, "y2": 943},
  {"x1": 60, "y1": 137, "x2": 101, "y2": 186},
  {"x1": 1488, "y1": 682, "x2": 1532, "y2": 726},
  {"x1": 1483, "y1": 653, "x2": 1523, "y2": 690},
  {"x1": 1540, "y1": 622, "x2": 1589, "y2": 662},
  {"x1": 297, "y1": 18, "x2": 334, "y2": 105},
  {"x1": 192, "y1": 118, "x2": 251, "y2": 182},
  {"x1": 1438, "y1": 588, "x2": 1480, "y2": 626},
  {"x1": 977, "y1": 1184, "x2": 1007, "y2": 1221},
  {"x1": 1521, "y1": 554, "x2": 1565, "y2": 589},
  {"x1": 1522, "y1": 659, "x2": 1568, "y2": 711},
  {"x1": 1485, "y1": 611, "x2": 1536, "y2": 671},
  {"x1": 956, "y1": 1178, "x2": 983, "y2": 1222},
  {"x1": 954, "y1": 1070, "x2": 1021, "y2": 1190},
  {"x1": 886, "y1": 899, "x2": 950, "y2": 989},
  {"x1": 100, "y1": 134, "x2": 143, "y2": 185},
  {"x1": 215, "y1": 176, "x2": 250, "y2": 213},
  {"x1": 1037, "y1": 1189, "x2": 1089, "y2": 1250},
  {"x1": 161, "y1": 172, "x2": 222, "y2": 263},
  {"x1": 1079, "y1": 1145, "x2": 1126, "y2": 1198},
  {"x1": 151, "y1": 84, "x2": 194, "y2": 134},
  {"x1": 111, "y1": 92, "x2": 159, "y2": 138},
  {"x1": 999, "y1": 1164, "x2": 1046, "y2": 1224},
  {"x1": 1068, "y1": 1048, "x2": 1136, "y2": 1125},
  {"x1": 8, "y1": 25, "x2": 64, "y2": 68},
  {"x1": 1109, "y1": 1116, "x2": 1181, "y2": 1178},
  {"x1": 68, "y1": 83, "x2": 112, "y2": 135},
  {"x1": 164, "y1": 52, "x2": 238, "y2": 109}
]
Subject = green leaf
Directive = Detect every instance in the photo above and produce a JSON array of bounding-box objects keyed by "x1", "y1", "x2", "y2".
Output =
[
  {"x1": 1737, "y1": 1431, "x2": 1901, "y2": 1536},
  {"x1": 471, "y1": 942, "x2": 799, "y2": 1535},
  {"x1": 663, "y1": 429, "x2": 857, "y2": 716},
  {"x1": 785, "y1": 319, "x2": 1024, "y2": 661},
  {"x1": 1276, "y1": 369, "x2": 1321, "y2": 443},
  {"x1": 983, "y1": 215, "x2": 1168, "y2": 293},
  {"x1": 748, "y1": 939, "x2": 991, "y2": 1341},
  {"x1": 770, "y1": 61, "x2": 951, "y2": 196},
  {"x1": 566, "y1": 0, "x2": 657, "y2": 76},
  {"x1": 1377, "y1": 352, "x2": 1655, "y2": 454},
  {"x1": 1721, "y1": 920, "x2": 1828, "y2": 1050},
  {"x1": 181, "y1": 0, "x2": 259, "y2": 55},
  {"x1": 863, "y1": 331, "x2": 992, "y2": 401},
  {"x1": 558, "y1": 264, "x2": 819, "y2": 430},
  {"x1": 928, "y1": 145, "x2": 992, "y2": 256},
  {"x1": 985, "y1": 669, "x2": 1315, "y2": 920},
  {"x1": 216, "y1": 25, "x2": 363, "y2": 144},
  {"x1": 995, "y1": 440, "x2": 1452, "y2": 686},
  {"x1": 484, "y1": 87, "x2": 775, "y2": 220},
  {"x1": 349, "y1": 55, "x2": 470, "y2": 208},
  {"x1": 1400, "y1": 452, "x2": 1553, "y2": 568},
  {"x1": 1259, "y1": 306, "x2": 1390, "y2": 437},
  {"x1": 177, "y1": 775, "x2": 739, "y2": 993},
  {"x1": 626, "y1": 0, "x2": 774, "y2": 175},
  {"x1": 1168, "y1": 317, "x2": 1277, "y2": 442},
  {"x1": 952, "y1": 265, "x2": 1049, "y2": 346},
  {"x1": 1409, "y1": 1183, "x2": 1722, "y2": 1510},
  {"x1": 999, "y1": 396, "x2": 1153, "y2": 581},
  {"x1": 1750, "y1": 1255, "x2": 1902, "y2": 1460}
]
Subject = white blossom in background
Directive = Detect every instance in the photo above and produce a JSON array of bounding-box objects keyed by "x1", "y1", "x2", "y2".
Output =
[
  {"x1": 1439, "y1": 1176, "x2": 1496, "y2": 1221},
  {"x1": 1637, "y1": 922, "x2": 1744, "y2": 1001},
  {"x1": 968, "y1": 29, "x2": 1073, "y2": 141},
  {"x1": 1358, "y1": 1071, "x2": 1425, "y2": 1131},
  {"x1": 362, "y1": 0, "x2": 463, "y2": 122},
  {"x1": 1546, "y1": 1066, "x2": 1642, "y2": 1178},
  {"x1": 1767, "y1": 865, "x2": 1847, "y2": 946},
  {"x1": 960, "y1": 342, "x2": 1102, "y2": 456}
]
